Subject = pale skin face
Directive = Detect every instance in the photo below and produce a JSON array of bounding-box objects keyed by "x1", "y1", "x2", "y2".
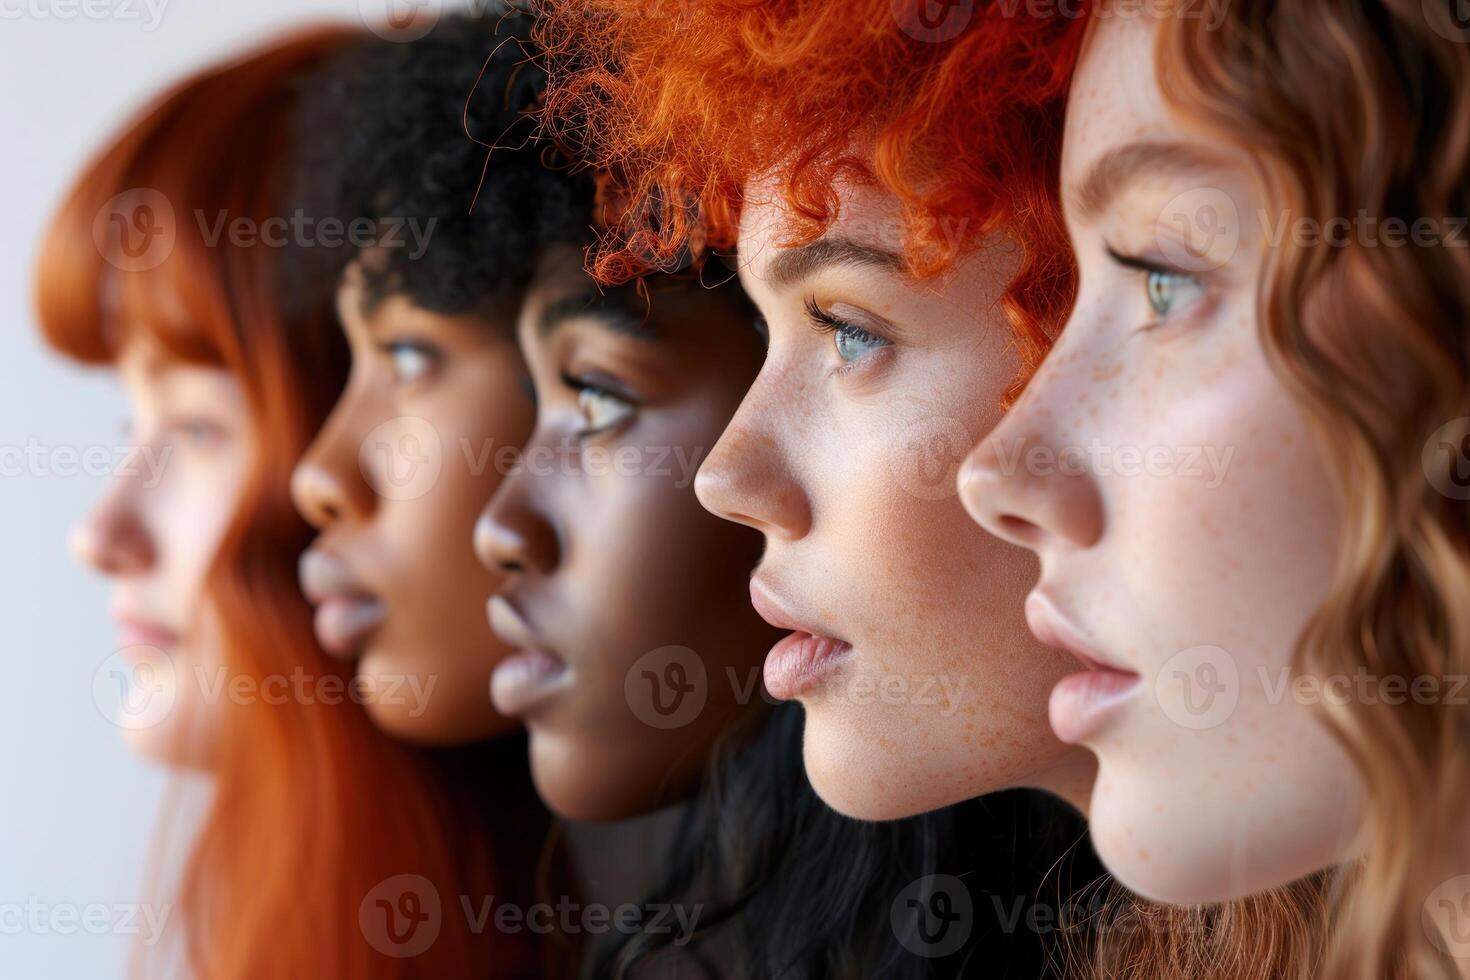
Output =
[
  {"x1": 290, "y1": 263, "x2": 535, "y2": 744},
  {"x1": 69, "y1": 338, "x2": 254, "y2": 767},
  {"x1": 960, "y1": 15, "x2": 1363, "y2": 904},
  {"x1": 693, "y1": 178, "x2": 1095, "y2": 821}
]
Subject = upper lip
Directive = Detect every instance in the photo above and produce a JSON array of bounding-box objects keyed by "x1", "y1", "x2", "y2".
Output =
[
  {"x1": 486, "y1": 594, "x2": 563, "y2": 663},
  {"x1": 749, "y1": 575, "x2": 844, "y2": 642},
  {"x1": 298, "y1": 547, "x2": 378, "y2": 605},
  {"x1": 1025, "y1": 590, "x2": 1136, "y2": 675}
]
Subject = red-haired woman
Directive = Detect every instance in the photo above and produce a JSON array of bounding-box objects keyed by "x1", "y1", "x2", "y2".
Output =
[
  {"x1": 533, "y1": 0, "x2": 1094, "y2": 840},
  {"x1": 529, "y1": 2, "x2": 1109, "y2": 975},
  {"x1": 35, "y1": 27, "x2": 557, "y2": 978}
]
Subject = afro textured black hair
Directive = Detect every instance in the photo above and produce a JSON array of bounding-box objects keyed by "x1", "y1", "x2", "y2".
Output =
[{"x1": 291, "y1": 8, "x2": 595, "y2": 325}]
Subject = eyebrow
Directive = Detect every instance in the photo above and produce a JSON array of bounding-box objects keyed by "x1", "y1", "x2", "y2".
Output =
[
  {"x1": 537, "y1": 290, "x2": 657, "y2": 342},
  {"x1": 761, "y1": 237, "x2": 909, "y2": 291},
  {"x1": 1068, "y1": 140, "x2": 1234, "y2": 223}
]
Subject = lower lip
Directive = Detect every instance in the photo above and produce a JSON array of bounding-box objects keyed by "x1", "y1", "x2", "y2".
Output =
[
  {"x1": 1049, "y1": 669, "x2": 1142, "y2": 744},
  {"x1": 116, "y1": 625, "x2": 179, "y2": 651},
  {"x1": 313, "y1": 596, "x2": 387, "y2": 657},
  {"x1": 763, "y1": 631, "x2": 853, "y2": 701},
  {"x1": 490, "y1": 649, "x2": 569, "y2": 717}
]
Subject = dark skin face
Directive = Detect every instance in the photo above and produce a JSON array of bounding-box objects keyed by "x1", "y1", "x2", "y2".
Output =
[
  {"x1": 475, "y1": 244, "x2": 779, "y2": 822},
  {"x1": 291, "y1": 262, "x2": 535, "y2": 744}
]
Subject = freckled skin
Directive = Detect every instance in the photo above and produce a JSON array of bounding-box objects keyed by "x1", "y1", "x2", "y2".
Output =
[
  {"x1": 694, "y1": 177, "x2": 1096, "y2": 821},
  {"x1": 961, "y1": 16, "x2": 1363, "y2": 904}
]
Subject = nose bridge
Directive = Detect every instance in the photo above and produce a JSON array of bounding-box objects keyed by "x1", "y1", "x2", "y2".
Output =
[
  {"x1": 959, "y1": 334, "x2": 1106, "y2": 552},
  {"x1": 71, "y1": 459, "x2": 155, "y2": 576},
  {"x1": 474, "y1": 430, "x2": 562, "y2": 577},
  {"x1": 694, "y1": 366, "x2": 813, "y2": 540},
  {"x1": 291, "y1": 381, "x2": 377, "y2": 528}
]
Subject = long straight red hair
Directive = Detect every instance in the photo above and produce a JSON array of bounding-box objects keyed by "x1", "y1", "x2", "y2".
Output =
[{"x1": 34, "y1": 26, "x2": 560, "y2": 978}]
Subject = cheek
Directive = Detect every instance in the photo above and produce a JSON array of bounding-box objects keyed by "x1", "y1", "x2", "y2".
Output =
[
  {"x1": 1107, "y1": 348, "x2": 1339, "y2": 669},
  {"x1": 155, "y1": 457, "x2": 250, "y2": 603}
]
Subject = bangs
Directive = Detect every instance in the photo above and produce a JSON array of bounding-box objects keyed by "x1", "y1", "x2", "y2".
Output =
[{"x1": 32, "y1": 39, "x2": 300, "y2": 373}]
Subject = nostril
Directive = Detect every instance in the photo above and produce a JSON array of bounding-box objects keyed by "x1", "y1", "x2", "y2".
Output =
[
  {"x1": 997, "y1": 514, "x2": 1038, "y2": 540},
  {"x1": 498, "y1": 559, "x2": 525, "y2": 574}
]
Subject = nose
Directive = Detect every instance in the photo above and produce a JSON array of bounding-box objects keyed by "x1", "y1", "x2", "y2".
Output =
[
  {"x1": 958, "y1": 423, "x2": 1104, "y2": 553},
  {"x1": 69, "y1": 467, "x2": 155, "y2": 577},
  {"x1": 474, "y1": 449, "x2": 560, "y2": 578},
  {"x1": 693, "y1": 392, "x2": 812, "y2": 540},
  {"x1": 291, "y1": 394, "x2": 376, "y2": 529}
]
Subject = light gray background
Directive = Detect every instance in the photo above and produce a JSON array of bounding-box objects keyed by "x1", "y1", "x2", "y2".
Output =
[{"x1": 0, "y1": 2, "x2": 481, "y2": 975}]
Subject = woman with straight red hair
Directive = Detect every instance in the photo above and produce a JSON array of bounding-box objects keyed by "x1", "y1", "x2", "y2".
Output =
[{"x1": 35, "y1": 26, "x2": 558, "y2": 978}]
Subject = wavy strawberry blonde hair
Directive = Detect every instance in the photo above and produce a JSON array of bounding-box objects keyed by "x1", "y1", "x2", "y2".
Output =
[
  {"x1": 1065, "y1": 3, "x2": 1470, "y2": 979},
  {"x1": 531, "y1": 0, "x2": 1089, "y2": 397},
  {"x1": 1158, "y1": 3, "x2": 1470, "y2": 978},
  {"x1": 35, "y1": 27, "x2": 559, "y2": 979}
]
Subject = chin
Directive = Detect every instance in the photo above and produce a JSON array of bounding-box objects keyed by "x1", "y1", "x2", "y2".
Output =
[
  {"x1": 800, "y1": 716, "x2": 941, "y2": 821},
  {"x1": 1089, "y1": 768, "x2": 1344, "y2": 906},
  {"x1": 124, "y1": 722, "x2": 214, "y2": 771},
  {"x1": 527, "y1": 731, "x2": 633, "y2": 823},
  {"x1": 354, "y1": 647, "x2": 513, "y2": 746}
]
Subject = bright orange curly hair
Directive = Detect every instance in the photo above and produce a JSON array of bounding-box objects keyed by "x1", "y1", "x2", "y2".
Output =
[{"x1": 531, "y1": 0, "x2": 1089, "y2": 388}]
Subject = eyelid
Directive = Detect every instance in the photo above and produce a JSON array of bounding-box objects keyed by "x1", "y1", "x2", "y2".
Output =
[
  {"x1": 558, "y1": 369, "x2": 641, "y2": 407},
  {"x1": 801, "y1": 296, "x2": 893, "y2": 344}
]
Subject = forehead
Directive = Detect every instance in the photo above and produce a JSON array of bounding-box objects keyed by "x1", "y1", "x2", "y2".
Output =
[
  {"x1": 735, "y1": 174, "x2": 907, "y2": 284},
  {"x1": 1061, "y1": 15, "x2": 1172, "y2": 194}
]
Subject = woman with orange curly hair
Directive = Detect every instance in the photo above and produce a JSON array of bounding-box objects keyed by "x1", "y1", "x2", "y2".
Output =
[
  {"x1": 533, "y1": 0, "x2": 1097, "y2": 825},
  {"x1": 964, "y1": 3, "x2": 1470, "y2": 978},
  {"x1": 36, "y1": 26, "x2": 558, "y2": 978}
]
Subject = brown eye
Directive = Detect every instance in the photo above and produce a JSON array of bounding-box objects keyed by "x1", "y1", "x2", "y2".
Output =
[{"x1": 577, "y1": 386, "x2": 636, "y2": 433}]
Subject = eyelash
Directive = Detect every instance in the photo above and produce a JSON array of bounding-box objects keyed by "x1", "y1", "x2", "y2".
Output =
[
  {"x1": 802, "y1": 297, "x2": 893, "y2": 372},
  {"x1": 1104, "y1": 246, "x2": 1207, "y2": 329}
]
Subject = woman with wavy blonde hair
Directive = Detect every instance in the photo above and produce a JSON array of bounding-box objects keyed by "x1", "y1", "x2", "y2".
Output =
[{"x1": 964, "y1": 2, "x2": 1470, "y2": 978}]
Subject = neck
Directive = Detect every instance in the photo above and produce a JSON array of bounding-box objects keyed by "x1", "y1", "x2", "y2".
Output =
[{"x1": 561, "y1": 801, "x2": 689, "y2": 912}]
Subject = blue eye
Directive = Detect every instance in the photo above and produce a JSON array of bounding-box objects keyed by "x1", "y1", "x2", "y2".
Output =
[
  {"x1": 1145, "y1": 269, "x2": 1204, "y2": 319},
  {"x1": 803, "y1": 298, "x2": 893, "y2": 366},
  {"x1": 833, "y1": 323, "x2": 890, "y2": 363}
]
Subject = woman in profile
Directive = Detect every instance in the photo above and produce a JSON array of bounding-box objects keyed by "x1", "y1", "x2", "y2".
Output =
[{"x1": 36, "y1": 26, "x2": 558, "y2": 978}]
